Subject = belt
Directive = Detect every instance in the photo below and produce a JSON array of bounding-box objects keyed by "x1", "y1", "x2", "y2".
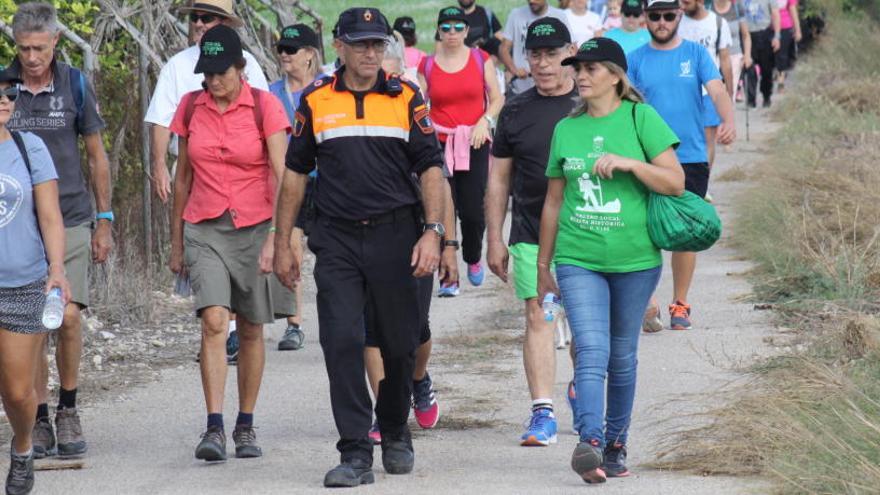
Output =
[{"x1": 322, "y1": 205, "x2": 419, "y2": 229}]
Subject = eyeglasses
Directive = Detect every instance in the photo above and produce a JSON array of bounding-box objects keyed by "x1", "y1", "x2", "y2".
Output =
[
  {"x1": 623, "y1": 11, "x2": 641, "y2": 17},
  {"x1": 189, "y1": 12, "x2": 218, "y2": 25},
  {"x1": 647, "y1": 12, "x2": 678, "y2": 22},
  {"x1": 346, "y1": 39, "x2": 389, "y2": 54},
  {"x1": 439, "y1": 23, "x2": 467, "y2": 33},
  {"x1": 527, "y1": 49, "x2": 563, "y2": 63},
  {"x1": 0, "y1": 87, "x2": 19, "y2": 102},
  {"x1": 277, "y1": 46, "x2": 301, "y2": 55}
]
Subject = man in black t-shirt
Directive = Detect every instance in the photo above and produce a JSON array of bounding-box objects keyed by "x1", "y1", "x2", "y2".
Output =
[
  {"x1": 486, "y1": 17, "x2": 577, "y2": 448},
  {"x1": 458, "y1": 0, "x2": 503, "y2": 56}
]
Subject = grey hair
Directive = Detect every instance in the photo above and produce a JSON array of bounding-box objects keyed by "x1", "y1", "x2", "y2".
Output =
[
  {"x1": 385, "y1": 31, "x2": 407, "y2": 70},
  {"x1": 12, "y1": 2, "x2": 60, "y2": 37}
]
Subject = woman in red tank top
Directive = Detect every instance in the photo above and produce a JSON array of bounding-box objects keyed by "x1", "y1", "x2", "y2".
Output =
[{"x1": 418, "y1": 6, "x2": 504, "y2": 296}]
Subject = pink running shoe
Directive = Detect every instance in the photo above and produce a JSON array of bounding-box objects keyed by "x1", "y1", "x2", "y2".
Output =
[{"x1": 412, "y1": 372, "x2": 440, "y2": 429}]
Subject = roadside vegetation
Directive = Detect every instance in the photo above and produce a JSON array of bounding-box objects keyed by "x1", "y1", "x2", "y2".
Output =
[{"x1": 653, "y1": 3, "x2": 880, "y2": 493}]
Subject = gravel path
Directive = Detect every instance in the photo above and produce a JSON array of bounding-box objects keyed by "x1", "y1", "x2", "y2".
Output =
[{"x1": 20, "y1": 103, "x2": 779, "y2": 494}]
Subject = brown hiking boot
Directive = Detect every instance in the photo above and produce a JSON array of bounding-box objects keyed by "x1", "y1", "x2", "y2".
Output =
[
  {"x1": 232, "y1": 425, "x2": 262, "y2": 458},
  {"x1": 55, "y1": 408, "x2": 87, "y2": 457},
  {"x1": 32, "y1": 417, "x2": 56, "y2": 459}
]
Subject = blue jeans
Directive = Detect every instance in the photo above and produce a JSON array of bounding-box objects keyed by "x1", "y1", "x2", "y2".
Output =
[{"x1": 556, "y1": 264, "x2": 662, "y2": 447}]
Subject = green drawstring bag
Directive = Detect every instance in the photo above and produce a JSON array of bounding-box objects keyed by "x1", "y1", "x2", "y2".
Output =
[
  {"x1": 646, "y1": 191, "x2": 722, "y2": 251},
  {"x1": 630, "y1": 102, "x2": 722, "y2": 252}
]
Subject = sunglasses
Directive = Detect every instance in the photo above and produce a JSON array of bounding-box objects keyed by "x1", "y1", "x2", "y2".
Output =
[
  {"x1": 189, "y1": 12, "x2": 218, "y2": 24},
  {"x1": 439, "y1": 23, "x2": 467, "y2": 33},
  {"x1": 647, "y1": 12, "x2": 678, "y2": 22},
  {"x1": 623, "y1": 11, "x2": 641, "y2": 17},
  {"x1": 0, "y1": 87, "x2": 19, "y2": 102},
  {"x1": 277, "y1": 46, "x2": 301, "y2": 55}
]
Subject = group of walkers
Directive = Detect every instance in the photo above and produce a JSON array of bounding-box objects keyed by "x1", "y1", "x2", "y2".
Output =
[{"x1": 0, "y1": 0, "x2": 801, "y2": 492}]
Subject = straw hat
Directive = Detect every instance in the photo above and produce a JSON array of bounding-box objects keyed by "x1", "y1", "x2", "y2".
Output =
[{"x1": 180, "y1": 0, "x2": 243, "y2": 28}]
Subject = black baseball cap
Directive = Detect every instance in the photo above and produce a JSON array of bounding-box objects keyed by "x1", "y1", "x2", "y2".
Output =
[
  {"x1": 336, "y1": 7, "x2": 391, "y2": 43},
  {"x1": 437, "y1": 6, "x2": 468, "y2": 25},
  {"x1": 393, "y1": 16, "x2": 416, "y2": 34},
  {"x1": 644, "y1": 0, "x2": 680, "y2": 10},
  {"x1": 277, "y1": 24, "x2": 320, "y2": 50},
  {"x1": 562, "y1": 37, "x2": 628, "y2": 71},
  {"x1": 621, "y1": 0, "x2": 644, "y2": 15},
  {"x1": 524, "y1": 17, "x2": 571, "y2": 50},
  {"x1": 0, "y1": 65, "x2": 22, "y2": 85},
  {"x1": 194, "y1": 25, "x2": 243, "y2": 74}
]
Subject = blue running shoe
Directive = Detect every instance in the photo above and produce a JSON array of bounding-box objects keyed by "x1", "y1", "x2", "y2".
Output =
[
  {"x1": 437, "y1": 282, "x2": 460, "y2": 297},
  {"x1": 226, "y1": 330, "x2": 239, "y2": 365},
  {"x1": 467, "y1": 262, "x2": 485, "y2": 286},
  {"x1": 520, "y1": 408, "x2": 558, "y2": 446},
  {"x1": 567, "y1": 380, "x2": 581, "y2": 435}
]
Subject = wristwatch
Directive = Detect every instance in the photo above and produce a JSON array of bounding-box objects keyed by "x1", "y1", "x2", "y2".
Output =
[
  {"x1": 423, "y1": 223, "x2": 446, "y2": 237},
  {"x1": 483, "y1": 114, "x2": 496, "y2": 128},
  {"x1": 96, "y1": 211, "x2": 115, "y2": 223},
  {"x1": 443, "y1": 240, "x2": 460, "y2": 250}
]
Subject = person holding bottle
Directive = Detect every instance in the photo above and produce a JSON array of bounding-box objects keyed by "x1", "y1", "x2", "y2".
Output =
[
  {"x1": 0, "y1": 65, "x2": 70, "y2": 495},
  {"x1": 536, "y1": 38, "x2": 683, "y2": 483}
]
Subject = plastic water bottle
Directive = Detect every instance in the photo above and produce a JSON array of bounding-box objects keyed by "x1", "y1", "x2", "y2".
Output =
[
  {"x1": 42, "y1": 288, "x2": 64, "y2": 330},
  {"x1": 542, "y1": 293, "x2": 562, "y2": 322}
]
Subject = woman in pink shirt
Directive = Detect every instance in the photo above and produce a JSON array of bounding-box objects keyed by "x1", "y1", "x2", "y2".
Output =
[
  {"x1": 394, "y1": 16, "x2": 428, "y2": 71},
  {"x1": 168, "y1": 26, "x2": 290, "y2": 462},
  {"x1": 775, "y1": 0, "x2": 802, "y2": 92}
]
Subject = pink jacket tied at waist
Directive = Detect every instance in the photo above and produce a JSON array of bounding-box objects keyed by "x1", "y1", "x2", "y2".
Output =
[{"x1": 434, "y1": 123, "x2": 491, "y2": 176}]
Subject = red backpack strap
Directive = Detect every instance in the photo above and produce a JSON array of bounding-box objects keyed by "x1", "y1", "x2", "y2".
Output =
[
  {"x1": 422, "y1": 55, "x2": 435, "y2": 94},
  {"x1": 471, "y1": 47, "x2": 486, "y2": 79},
  {"x1": 182, "y1": 89, "x2": 203, "y2": 134},
  {"x1": 250, "y1": 87, "x2": 264, "y2": 140}
]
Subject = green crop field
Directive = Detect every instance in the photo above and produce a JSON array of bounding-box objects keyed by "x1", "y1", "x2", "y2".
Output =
[{"x1": 306, "y1": 0, "x2": 518, "y2": 52}]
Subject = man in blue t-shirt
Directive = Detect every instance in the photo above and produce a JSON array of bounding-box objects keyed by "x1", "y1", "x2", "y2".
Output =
[
  {"x1": 627, "y1": 0, "x2": 736, "y2": 332},
  {"x1": 604, "y1": 0, "x2": 651, "y2": 54}
]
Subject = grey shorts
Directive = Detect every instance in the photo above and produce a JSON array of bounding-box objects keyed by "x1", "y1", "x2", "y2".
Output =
[
  {"x1": 65, "y1": 223, "x2": 92, "y2": 308},
  {"x1": 184, "y1": 213, "x2": 274, "y2": 325},
  {"x1": 0, "y1": 279, "x2": 52, "y2": 334},
  {"x1": 270, "y1": 274, "x2": 296, "y2": 318}
]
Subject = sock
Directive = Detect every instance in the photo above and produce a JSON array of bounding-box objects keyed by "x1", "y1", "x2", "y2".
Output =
[
  {"x1": 36, "y1": 403, "x2": 49, "y2": 420},
  {"x1": 228, "y1": 320, "x2": 237, "y2": 336},
  {"x1": 236, "y1": 412, "x2": 254, "y2": 427},
  {"x1": 532, "y1": 399, "x2": 554, "y2": 414},
  {"x1": 58, "y1": 388, "x2": 77, "y2": 410},
  {"x1": 12, "y1": 448, "x2": 33, "y2": 458},
  {"x1": 413, "y1": 371, "x2": 429, "y2": 385},
  {"x1": 207, "y1": 413, "x2": 224, "y2": 430}
]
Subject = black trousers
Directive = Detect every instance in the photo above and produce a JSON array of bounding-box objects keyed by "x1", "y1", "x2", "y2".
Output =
[
  {"x1": 446, "y1": 143, "x2": 490, "y2": 265},
  {"x1": 746, "y1": 29, "x2": 776, "y2": 103},
  {"x1": 308, "y1": 207, "x2": 424, "y2": 463}
]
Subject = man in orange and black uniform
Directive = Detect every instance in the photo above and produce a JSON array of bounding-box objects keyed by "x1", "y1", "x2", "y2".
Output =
[{"x1": 273, "y1": 7, "x2": 445, "y2": 489}]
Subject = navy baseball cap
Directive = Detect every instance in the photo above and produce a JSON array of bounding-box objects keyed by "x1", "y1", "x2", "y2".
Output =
[
  {"x1": 0, "y1": 65, "x2": 22, "y2": 85},
  {"x1": 194, "y1": 25, "x2": 243, "y2": 74},
  {"x1": 622, "y1": 0, "x2": 644, "y2": 15},
  {"x1": 524, "y1": 17, "x2": 572, "y2": 50},
  {"x1": 336, "y1": 7, "x2": 391, "y2": 43},
  {"x1": 562, "y1": 37, "x2": 628, "y2": 71},
  {"x1": 393, "y1": 16, "x2": 416, "y2": 34}
]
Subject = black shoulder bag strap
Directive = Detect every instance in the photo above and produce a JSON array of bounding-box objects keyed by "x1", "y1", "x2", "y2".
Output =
[{"x1": 11, "y1": 131, "x2": 33, "y2": 175}]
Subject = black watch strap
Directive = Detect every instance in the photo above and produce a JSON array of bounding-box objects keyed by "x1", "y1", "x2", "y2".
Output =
[{"x1": 443, "y1": 240, "x2": 460, "y2": 249}]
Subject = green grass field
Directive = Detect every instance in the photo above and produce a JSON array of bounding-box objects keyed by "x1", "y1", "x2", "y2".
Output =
[{"x1": 305, "y1": 0, "x2": 517, "y2": 52}]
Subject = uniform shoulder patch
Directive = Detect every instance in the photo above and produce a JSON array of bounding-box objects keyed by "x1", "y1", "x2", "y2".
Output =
[
  {"x1": 414, "y1": 104, "x2": 434, "y2": 135},
  {"x1": 293, "y1": 111, "x2": 307, "y2": 137}
]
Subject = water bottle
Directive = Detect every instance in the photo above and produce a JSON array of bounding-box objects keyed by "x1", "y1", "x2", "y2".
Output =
[
  {"x1": 542, "y1": 293, "x2": 562, "y2": 322},
  {"x1": 42, "y1": 288, "x2": 64, "y2": 330}
]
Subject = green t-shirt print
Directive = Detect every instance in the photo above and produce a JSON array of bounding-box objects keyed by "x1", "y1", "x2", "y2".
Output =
[{"x1": 546, "y1": 100, "x2": 680, "y2": 273}]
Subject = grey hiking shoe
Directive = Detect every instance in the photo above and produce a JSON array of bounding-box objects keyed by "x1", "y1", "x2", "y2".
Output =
[
  {"x1": 32, "y1": 417, "x2": 56, "y2": 459},
  {"x1": 277, "y1": 324, "x2": 305, "y2": 351},
  {"x1": 55, "y1": 408, "x2": 87, "y2": 457},
  {"x1": 381, "y1": 433, "x2": 414, "y2": 475},
  {"x1": 571, "y1": 439, "x2": 606, "y2": 484},
  {"x1": 195, "y1": 426, "x2": 227, "y2": 461},
  {"x1": 323, "y1": 458, "x2": 374, "y2": 488},
  {"x1": 232, "y1": 425, "x2": 262, "y2": 458},
  {"x1": 6, "y1": 447, "x2": 34, "y2": 495}
]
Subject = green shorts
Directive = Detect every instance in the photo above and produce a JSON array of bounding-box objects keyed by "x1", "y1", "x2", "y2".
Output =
[
  {"x1": 183, "y1": 213, "x2": 274, "y2": 325},
  {"x1": 509, "y1": 242, "x2": 553, "y2": 301},
  {"x1": 65, "y1": 223, "x2": 92, "y2": 308}
]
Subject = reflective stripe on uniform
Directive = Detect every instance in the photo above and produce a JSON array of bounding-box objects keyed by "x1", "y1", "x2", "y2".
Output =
[{"x1": 315, "y1": 125, "x2": 410, "y2": 144}]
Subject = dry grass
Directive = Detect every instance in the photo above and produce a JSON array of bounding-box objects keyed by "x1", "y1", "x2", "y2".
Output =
[
  {"x1": 654, "y1": 12, "x2": 880, "y2": 494},
  {"x1": 715, "y1": 165, "x2": 749, "y2": 182}
]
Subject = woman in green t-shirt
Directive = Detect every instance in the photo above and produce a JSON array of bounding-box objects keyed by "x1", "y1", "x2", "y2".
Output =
[{"x1": 536, "y1": 38, "x2": 684, "y2": 484}]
